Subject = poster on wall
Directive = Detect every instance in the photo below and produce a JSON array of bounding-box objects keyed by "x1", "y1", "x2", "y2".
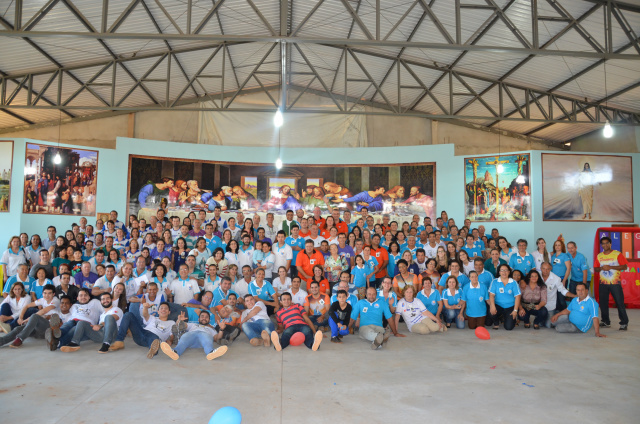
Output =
[
  {"x1": 127, "y1": 155, "x2": 436, "y2": 221},
  {"x1": 542, "y1": 154, "x2": 633, "y2": 222},
  {"x1": 464, "y1": 153, "x2": 531, "y2": 221},
  {"x1": 0, "y1": 141, "x2": 13, "y2": 212},
  {"x1": 23, "y1": 143, "x2": 98, "y2": 215}
]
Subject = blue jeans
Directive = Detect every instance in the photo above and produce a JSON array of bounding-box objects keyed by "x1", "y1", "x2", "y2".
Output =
[
  {"x1": 59, "y1": 320, "x2": 80, "y2": 347},
  {"x1": 329, "y1": 317, "x2": 350, "y2": 338},
  {"x1": 279, "y1": 323, "x2": 314, "y2": 349},
  {"x1": 71, "y1": 315, "x2": 118, "y2": 345},
  {"x1": 0, "y1": 303, "x2": 21, "y2": 329},
  {"x1": 444, "y1": 308, "x2": 465, "y2": 329},
  {"x1": 116, "y1": 312, "x2": 160, "y2": 349},
  {"x1": 522, "y1": 307, "x2": 548, "y2": 326},
  {"x1": 241, "y1": 319, "x2": 275, "y2": 340},
  {"x1": 309, "y1": 314, "x2": 328, "y2": 328},
  {"x1": 174, "y1": 331, "x2": 214, "y2": 356}
]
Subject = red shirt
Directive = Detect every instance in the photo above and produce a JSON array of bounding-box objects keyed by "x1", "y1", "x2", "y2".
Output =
[
  {"x1": 335, "y1": 221, "x2": 348, "y2": 234},
  {"x1": 275, "y1": 304, "x2": 307, "y2": 328},
  {"x1": 372, "y1": 246, "x2": 389, "y2": 278},
  {"x1": 296, "y1": 250, "x2": 326, "y2": 283}
]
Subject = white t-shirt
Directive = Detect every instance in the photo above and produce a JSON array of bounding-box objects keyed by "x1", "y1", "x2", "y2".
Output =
[
  {"x1": 186, "y1": 322, "x2": 216, "y2": 338},
  {"x1": 169, "y1": 278, "x2": 200, "y2": 304},
  {"x1": 35, "y1": 297, "x2": 60, "y2": 316},
  {"x1": 272, "y1": 243, "x2": 293, "y2": 273},
  {"x1": 531, "y1": 251, "x2": 551, "y2": 273},
  {"x1": 1, "y1": 249, "x2": 28, "y2": 276},
  {"x1": 138, "y1": 293, "x2": 165, "y2": 317},
  {"x1": 290, "y1": 289, "x2": 308, "y2": 306},
  {"x1": 100, "y1": 306, "x2": 124, "y2": 327},
  {"x1": 94, "y1": 276, "x2": 116, "y2": 291},
  {"x1": 88, "y1": 257, "x2": 107, "y2": 274},
  {"x1": 52, "y1": 275, "x2": 76, "y2": 287},
  {"x1": 143, "y1": 316, "x2": 176, "y2": 341},
  {"x1": 462, "y1": 261, "x2": 474, "y2": 276},
  {"x1": 241, "y1": 301, "x2": 269, "y2": 322},
  {"x1": 396, "y1": 298, "x2": 428, "y2": 331},
  {"x1": 113, "y1": 275, "x2": 142, "y2": 298},
  {"x1": 69, "y1": 299, "x2": 103, "y2": 325},
  {"x1": 59, "y1": 311, "x2": 72, "y2": 323},
  {"x1": 305, "y1": 235, "x2": 325, "y2": 248},
  {"x1": 272, "y1": 276, "x2": 292, "y2": 294},
  {"x1": 232, "y1": 279, "x2": 251, "y2": 298}
]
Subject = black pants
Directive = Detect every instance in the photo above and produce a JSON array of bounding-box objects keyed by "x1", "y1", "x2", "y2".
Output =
[
  {"x1": 599, "y1": 284, "x2": 629, "y2": 326},
  {"x1": 488, "y1": 305, "x2": 515, "y2": 330}
]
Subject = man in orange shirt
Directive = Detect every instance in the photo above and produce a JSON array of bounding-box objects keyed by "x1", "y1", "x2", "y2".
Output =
[
  {"x1": 330, "y1": 209, "x2": 349, "y2": 234},
  {"x1": 371, "y1": 234, "x2": 389, "y2": 288},
  {"x1": 296, "y1": 240, "x2": 325, "y2": 288},
  {"x1": 298, "y1": 218, "x2": 310, "y2": 238},
  {"x1": 304, "y1": 281, "x2": 331, "y2": 331}
]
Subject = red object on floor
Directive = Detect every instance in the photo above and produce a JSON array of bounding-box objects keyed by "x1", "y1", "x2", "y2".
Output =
[
  {"x1": 475, "y1": 327, "x2": 490, "y2": 340},
  {"x1": 290, "y1": 332, "x2": 305, "y2": 346}
]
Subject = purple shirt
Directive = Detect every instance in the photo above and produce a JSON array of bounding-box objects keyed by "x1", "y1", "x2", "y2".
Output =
[{"x1": 338, "y1": 245, "x2": 355, "y2": 270}]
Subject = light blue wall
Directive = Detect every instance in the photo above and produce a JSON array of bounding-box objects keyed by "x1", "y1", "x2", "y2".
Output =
[{"x1": 2, "y1": 136, "x2": 638, "y2": 264}]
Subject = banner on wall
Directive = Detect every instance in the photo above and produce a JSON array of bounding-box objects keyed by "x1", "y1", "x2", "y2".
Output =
[
  {"x1": 23, "y1": 143, "x2": 98, "y2": 216},
  {"x1": 464, "y1": 153, "x2": 531, "y2": 221},
  {"x1": 542, "y1": 154, "x2": 634, "y2": 222},
  {"x1": 0, "y1": 140, "x2": 12, "y2": 213},
  {"x1": 127, "y1": 155, "x2": 436, "y2": 221}
]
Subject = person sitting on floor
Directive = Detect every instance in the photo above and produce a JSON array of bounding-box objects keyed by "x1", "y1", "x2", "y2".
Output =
[
  {"x1": 160, "y1": 309, "x2": 228, "y2": 361},
  {"x1": 350, "y1": 286, "x2": 404, "y2": 350},
  {"x1": 328, "y1": 289, "x2": 353, "y2": 343},
  {"x1": 270, "y1": 292, "x2": 323, "y2": 352},
  {"x1": 551, "y1": 282, "x2": 605, "y2": 337}
]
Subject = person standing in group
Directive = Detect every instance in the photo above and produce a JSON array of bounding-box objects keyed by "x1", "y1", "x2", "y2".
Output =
[{"x1": 594, "y1": 237, "x2": 628, "y2": 331}]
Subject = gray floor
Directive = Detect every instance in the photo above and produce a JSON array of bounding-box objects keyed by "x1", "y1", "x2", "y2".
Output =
[{"x1": 1, "y1": 310, "x2": 639, "y2": 424}]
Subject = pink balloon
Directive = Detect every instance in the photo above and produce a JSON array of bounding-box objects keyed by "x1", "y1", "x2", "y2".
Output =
[
  {"x1": 475, "y1": 327, "x2": 491, "y2": 340},
  {"x1": 290, "y1": 332, "x2": 305, "y2": 346}
]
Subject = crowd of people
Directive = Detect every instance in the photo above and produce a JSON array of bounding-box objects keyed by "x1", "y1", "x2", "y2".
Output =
[{"x1": 0, "y1": 204, "x2": 629, "y2": 360}]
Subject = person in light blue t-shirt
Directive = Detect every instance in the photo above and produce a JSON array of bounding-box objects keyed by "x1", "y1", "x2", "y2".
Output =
[
  {"x1": 551, "y1": 282, "x2": 605, "y2": 337},
  {"x1": 508, "y1": 239, "x2": 535, "y2": 275},
  {"x1": 462, "y1": 271, "x2": 490, "y2": 330},
  {"x1": 350, "y1": 286, "x2": 404, "y2": 350},
  {"x1": 441, "y1": 275, "x2": 465, "y2": 329},
  {"x1": 350, "y1": 255, "x2": 374, "y2": 299},
  {"x1": 488, "y1": 264, "x2": 521, "y2": 331},
  {"x1": 567, "y1": 241, "x2": 591, "y2": 294},
  {"x1": 550, "y1": 240, "x2": 572, "y2": 288}
]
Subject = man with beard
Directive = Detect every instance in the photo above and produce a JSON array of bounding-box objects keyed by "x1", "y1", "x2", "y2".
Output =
[
  {"x1": 160, "y1": 309, "x2": 228, "y2": 361},
  {"x1": 136, "y1": 177, "x2": 174, "y2": 208}
]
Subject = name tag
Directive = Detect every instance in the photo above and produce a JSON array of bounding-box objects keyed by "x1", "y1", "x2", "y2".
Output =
[
  {"x1": 363, "y1": 307, "x2": 368, "y2": 313},
  {"x1": 375, "y1": 252, "x2": 380, "y2": 257},
  {"x1": 310, "y1": 259, "x2": 315, "y2": 264},
  {"x1": 499, "y1": 288, "x2": 504, "y2": 294},
  {"x1": 256, "y1": 288, "x2": 261, "y2": 295},
  {"x1": 508, "y1": 290, "x2": 512, "y2": 294},
  {"x1": 554, "y1": 258, "x2": 561, "y2": 264},
  {"x1": 479, "y1": 296, "x2": 484, "y2": 301},
  {"x1": 517, "y1": 259, "x2": 522, "y2": 263},
  {"x1": 319, "y1": 299, "x2": 324, "y2": 304},
  {"x1": 374, "y1": 304, "x2": 379, "y2": 308}
]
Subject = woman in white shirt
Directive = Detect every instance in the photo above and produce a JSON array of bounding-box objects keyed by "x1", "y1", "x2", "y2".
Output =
[
  {"x1": 0, "y1": 282, "x2": 31, "y2": 333},
  {"x1": 497, "y1": 237, "x2": 515, "y2": 263},
  {"x1": 256, "y1": 242, "x2": 275, "y2": 282},
  {"x1": 1, "y1": 236, "x2": 28, "y2": 283},
  {"x1": 272, "y1": 266, "x2": 292, "y2": 296},
  {"x1": 531, "y1": 237, "x2": 551, "y2": 273}
]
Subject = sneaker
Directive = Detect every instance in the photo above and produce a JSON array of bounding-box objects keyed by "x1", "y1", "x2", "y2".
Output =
[
  {"x1": 61, "y1": 342, "x2": 81, "y2": 353},
  {"x1": 331, "y1": 337, "x2": 342, "y2": 343},
  {"x1": 45, "y1": 328, "x2": 57, "y2": 351},
  {"x1": 171, "y1": 320, "x2": 187, "y2": 342},
  {"x1": 600, "y1": 322, "x2": 611, "y2": 328},
  {"x1": 109, "y1": 340, "x2": 125, "y2": 351},
  {"x1": 147, "y1": 339, "x2": 161, "y2": 359},
  {"x1": 206, "y1": 346, "x2": 228, "y2": 360},
  {"x1": 98, "y1": 343, "x2": 110, "y2": 353},
  {"x1": 337, "y1": 334, "x2": 344, "y2": 340},
  {"x1": 9, "y1": 337, "x2": 23, "y2": 348},
  {"x1": 271, "y1": 331, "x2": 282, "y2": 352},
  {"x1": 0, "y1": 322, "x2": 11, "y2": 333},
  {"x1": 160, "y1": 341, "x2": 179, "y2": 360},
  {"x1": 619, "y1": 325, "x2": 628, "y2": 331},
  {"x1": 249, "y1": 338, "x2": 263, "y2": 346},
  {"x1": 261, "y1": 330, "x2": 271, "y2": 347},
  {"x1": 371, "y1": 332, "x2": 384, "y2": 350},
  {"x1": 312, "y1": 331, "x2": 323, "y2": 351},
  {"x1": 219, "y1": 338, "x2": 229, "y2": 346},
  {"x1": 49, "y1": 314, "x2": 62, "y2": 338},
  {"x1": 228, "y1": 327, "x2": 241, "y2": 342}
]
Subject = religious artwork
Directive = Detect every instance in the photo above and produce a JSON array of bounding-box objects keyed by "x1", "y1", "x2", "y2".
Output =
[
  {"x1": 127, "y1": 155, "x2": 436, "y2": 220},
  {"x1": 464, "y1": 153, "x2": 531, "y2": 221},
  {"x1": 0, "y1": 141, "x2": 13, "y2": 212},
  {"x1": 542, "y1": 154, "x2": 633, "y2": 222},
  {"x1": 23, "y1": 143, "x2": 98, "y2": 215}
]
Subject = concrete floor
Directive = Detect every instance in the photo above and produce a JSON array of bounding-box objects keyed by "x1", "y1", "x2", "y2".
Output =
[{"x1": 1, "y1": 311, "x2": 639, "y2": 424}]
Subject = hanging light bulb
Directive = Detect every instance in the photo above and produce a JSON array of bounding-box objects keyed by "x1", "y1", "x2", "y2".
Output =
[
  {"x1": 275, "y1": 157, "x2": 283, "y2": 169},
  {"x1": 53, "y1": 152, "x2": 62, "y2": 164},
  {"x1": 274, "y1": 109, "x2": 283, "y2": 128},
  {"x1": 497, "y1": 164, "x2": 504, "y2": 174},
  {"x1": 603, "y1": 120, "x2": 613, "y2": 138},
  {"x1": 516, "y1": 175, "x2": 525, "y2": 184}
]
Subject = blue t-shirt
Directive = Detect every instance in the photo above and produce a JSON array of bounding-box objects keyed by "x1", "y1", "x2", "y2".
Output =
[
  {"x1": 377, "y1": 289, "x2": 398, "y2": 308},
  {"x1": 477, "y1": 270, "x2": 494, "y2": 291},
  {"x1": 442, "y1": 288, "x2": 462, "y2": 306},
  {"x1": 212, "y1": 287, "x2": 238, "y2": 307},
  {"x1": 489, "y1": 278, "x2": 521, "y2": 308},
  {"x1": 351, "y1": 265, "x2": 372, "y2": 288},
  {"x1": 31, "y1": 280, "x2": 53, "y2": 299},
  {"x1": 364, "y1": 256, "x2": 379, "y2": 282},
  {"x1": 417, "y1": 289, "x2": 441, "y2": 316},
  {"x1": 387, "y1": 253, "x2": 402, "y2": 278},
  {"x1": 285, "y1": 236, "x2": 305, "y2": 263},
  {"x1": 204, "y1": 235, "x2": 222, "y2": 253},
  {"x1": 569, "y1": 252, "x2": 591, "y2": 282},
  {"x1": 400, "y1": 246, "x2": 418, "y2": 261},
  {"x1": 330, "y1": 292, "x2": 359, "y2": 306},
  {"x1": 439, "y1": 272, "x2": 470, "y2": 289},
  {"x1": 568, "y1": 295, "x2": 599, "y2": 332},
  {"x1": 462, "y1": 283, "x2": 489, "y2": 317},
  {"x1": 462, "y1": 245, "x2": 483, "y2": 259},
  {"x1": 509, "y1": 253, "x2": 535, "y2": 275},
  {"x1": 248, "y1": 281, "x2": 276, "y2": 303},
  {"x1": 551, "y1": 252, "x2": 571, "y2": 280},
  {"x1": 351, "y1": 297, "x2": 392, "y2": 327},
  {"x1": 3, "y1": 276, "x2": 35, "y2": 294},
  {"x1": 75, "y1": 272, "x2": 99, "y2": 289}
]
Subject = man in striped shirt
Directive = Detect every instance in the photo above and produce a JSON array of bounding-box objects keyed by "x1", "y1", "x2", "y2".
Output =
[{"x1": 270, "y1": 292, "x2": 323, "y2": 352}]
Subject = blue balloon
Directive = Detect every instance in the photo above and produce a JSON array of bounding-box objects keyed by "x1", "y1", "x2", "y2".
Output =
[{"x1": 209, "y1": 406, "x2": 242, "y2": 424}]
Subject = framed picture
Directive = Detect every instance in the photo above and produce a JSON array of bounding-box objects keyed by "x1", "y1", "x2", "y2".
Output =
[
  {"x1": 542, "y1": 154, "x2": 634, "y2": 222},
  {"x1": 0, "y1": 140, "x2": 13, "y2": 212},
  {"x1": 464, "y1": 153, "x2": 531, "y2": 221},
  {"x1": 126, "y1": 155, "x2": 436, "y2": 221},
  {"x1": 23, "y1": 143, "x2": 98, "y2": 215}
]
